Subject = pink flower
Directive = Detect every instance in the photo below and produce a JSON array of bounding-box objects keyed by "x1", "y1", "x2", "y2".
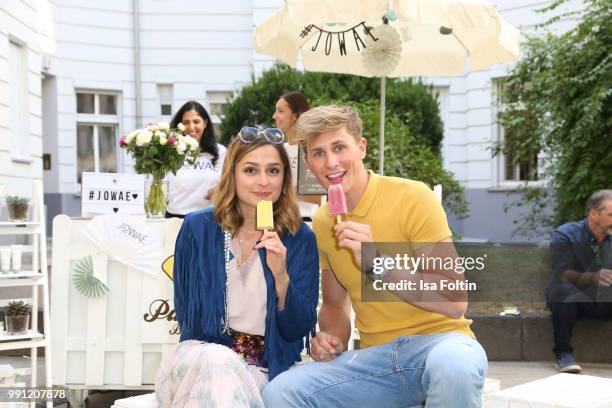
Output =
[
  {"x1": 119, "y1": 135, "x2": 127, "y2": 147},
  {"x1": 167, "y1": 135, "x2": 176, "y2": 145}
]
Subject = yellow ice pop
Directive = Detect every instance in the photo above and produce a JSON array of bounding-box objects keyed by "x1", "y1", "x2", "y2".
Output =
[{"x1": 256, "y1": 200, "x2": 274, "y2": 231}]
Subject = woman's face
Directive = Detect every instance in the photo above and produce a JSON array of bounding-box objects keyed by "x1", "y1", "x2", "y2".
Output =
[
  {"x1": 272, "y1": 98, "x2": 297, "y2": 133},
  {"x1": 234, "y1": 144, "x2": 285, "y2": 212},
  {"x1": 181, "y1": 109, "x2": 207, "y2": 141}
]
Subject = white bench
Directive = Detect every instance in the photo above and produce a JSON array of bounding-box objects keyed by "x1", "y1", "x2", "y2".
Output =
[
  {"x1": 112, "y1": 392, "x2": 157, "y2": 408},
  {"x1": 112, "y1": 377, "x2": 499, "y2": 407},
  {"x1": 489, "y1": 373, "x2": 612, "y2": 407}
]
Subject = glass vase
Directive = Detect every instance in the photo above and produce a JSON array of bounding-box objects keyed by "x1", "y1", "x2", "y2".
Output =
[
  {"x1": 5, "y1": 315, "x2": 29, "y2": 335},
  {"x1": 7, "y1": 203, "x2": 29, "y2": 222},
  {"x1": 144, "y1": 175, "x2": 168, "y2": 219}
]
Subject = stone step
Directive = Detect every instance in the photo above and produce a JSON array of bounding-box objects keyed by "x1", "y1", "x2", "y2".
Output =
[{"x1": 470, "y1": 313, "x2": 612, "y2": 363}]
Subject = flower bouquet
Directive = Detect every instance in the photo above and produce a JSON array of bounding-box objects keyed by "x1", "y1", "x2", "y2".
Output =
[{"x1": 119, "y1": 122, "x2": 200, "y2": 217}]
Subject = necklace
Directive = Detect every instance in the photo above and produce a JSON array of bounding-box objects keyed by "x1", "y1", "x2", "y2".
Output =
[
  {"x1": 234, "y1": 232, "x2": 258, "y2": 267},
  {"x1": 223, "y1": 230, "x2": 231, "y2": 335}
]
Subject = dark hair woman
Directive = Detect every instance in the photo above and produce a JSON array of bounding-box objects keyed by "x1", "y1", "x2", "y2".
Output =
[{"x1": 166, "y1": 101, "x2": 227, "y2": 218}]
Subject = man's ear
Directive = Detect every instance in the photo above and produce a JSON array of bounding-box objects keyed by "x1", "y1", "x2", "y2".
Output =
[{"x1": 358, "y1": 137, "x2": 367, "y2": 160}]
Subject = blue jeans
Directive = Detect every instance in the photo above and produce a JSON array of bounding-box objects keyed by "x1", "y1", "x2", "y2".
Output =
[{"x1": 263, "y1": 332, "x2": 488, "y2": 408}]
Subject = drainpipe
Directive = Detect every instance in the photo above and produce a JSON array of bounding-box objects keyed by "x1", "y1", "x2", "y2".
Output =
[{"x1": 133, "y1": 0, "x2": 142, "y2": 128}]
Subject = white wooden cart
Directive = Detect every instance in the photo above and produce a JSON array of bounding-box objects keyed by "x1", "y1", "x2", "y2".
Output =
[{"x1": 50, "y1": 215, "x2": 182, "y2": 406}]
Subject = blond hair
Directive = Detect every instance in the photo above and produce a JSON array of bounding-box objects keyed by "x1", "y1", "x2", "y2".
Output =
[
  {"x1": 212, "y1": 137, "x2": 300, "y2": 237},
  {"x1": 295, "y1": 105, "x2": 363, "y2": 153}
]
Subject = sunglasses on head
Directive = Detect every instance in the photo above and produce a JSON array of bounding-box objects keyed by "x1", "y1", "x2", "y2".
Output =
[{"x1": 236, "y1": 127, "x2": 284, "y2": 144}]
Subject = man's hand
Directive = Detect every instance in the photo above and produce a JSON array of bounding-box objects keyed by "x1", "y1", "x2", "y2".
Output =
[
  {"x1": 334, "y1": 221, "x2": 374, "y2": 268},
  {"x1": 310, "y1": 331, "x2": 344, "y2": 362},
  {"x1": 595, "y1": 268, "x2": 612, "y2": 287}
]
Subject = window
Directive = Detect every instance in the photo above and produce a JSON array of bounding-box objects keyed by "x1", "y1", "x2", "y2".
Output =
[
  {"x1": 76, "y1": 93, "x2": 94, "y2": 114},
  {"x1": 207, "y1": 91, "x2": 230, "y2": 138},
  {"x1": 207, "y1": 91, "x2": 230, "y2": 118},
  {"x1": 158, "y1": 84, "x2": 173, "y2": 120},
  {"x1": 9, "y1": 41, "x2": 29, "y2": 160},
  {"x1": 75, "y1": 92, "x2": 120, "y2": 183},
  {"x1": 494, "y1": 80, "x2": 539, "y2": 183},
  {"x1": 76, "y1": 93, "x2": 117, "y2": 115}
]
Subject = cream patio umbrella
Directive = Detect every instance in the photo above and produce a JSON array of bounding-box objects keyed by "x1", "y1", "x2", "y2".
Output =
[{"x1": 254, "y1": 0, "x2": 520, "y2": 174}]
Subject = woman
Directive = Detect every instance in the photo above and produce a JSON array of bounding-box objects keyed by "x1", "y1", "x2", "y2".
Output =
[
  {"x1": 165, "y1": 101, "x2": 227, "y2": 218},
  {"x1": 155, "y1": 127, "x2": 320, "y2": 407},
  {"x1": 273, "y1": 91, "x2": 321, "y2": 216}
]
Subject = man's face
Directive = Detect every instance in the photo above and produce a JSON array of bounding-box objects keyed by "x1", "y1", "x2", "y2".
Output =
[
  {"x1": 305, "y1": 127, "x2": 366, "y2": 195},
  {"x1": 589, "y1": 199, "x2": 612, "y2": 236}
]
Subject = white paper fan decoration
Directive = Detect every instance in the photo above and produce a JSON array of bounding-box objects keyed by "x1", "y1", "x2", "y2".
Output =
[
  {"x1": 81, "y1": 214, "x2": 162, "y2": 278},
  {"x1": 362, "y1": 24, "x2": 402, "y2": 77},
  {"x1": 73, "y1": 255, "x2": 110, "y2": 297}
]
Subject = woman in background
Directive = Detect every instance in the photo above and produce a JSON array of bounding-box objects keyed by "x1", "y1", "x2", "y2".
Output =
[
  {"x1": 273, "y1": 91, "x2": 321, "y2": 217},
  {"x1": 165, "y1": 100, "x2": 226, "y2": 218}
]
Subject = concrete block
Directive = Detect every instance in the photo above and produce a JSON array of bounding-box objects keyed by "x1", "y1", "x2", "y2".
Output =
[{"x1": 471, "y1": 315, "x2": 522, "y2": 361}]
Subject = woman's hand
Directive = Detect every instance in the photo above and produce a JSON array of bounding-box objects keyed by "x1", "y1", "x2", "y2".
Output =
[
  {"x1": 255, "y1": 230, "x2": 287, "y2": 279},
  {"x1": 255, "y1": 230, "x2": 290, "y2": 309}
]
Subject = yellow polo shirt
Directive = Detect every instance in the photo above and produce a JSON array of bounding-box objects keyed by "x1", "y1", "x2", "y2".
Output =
[{"x1": 313, "y1": 171, "x2": 474, "y2": 348}]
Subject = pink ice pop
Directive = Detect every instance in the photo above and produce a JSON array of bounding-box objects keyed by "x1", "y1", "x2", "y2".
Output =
[{"x1": 328, "y1": 184, "x2": 347, "y2": 223}]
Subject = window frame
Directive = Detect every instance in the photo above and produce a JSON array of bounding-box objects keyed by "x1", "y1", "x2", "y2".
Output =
[
  {"x1": 75, "y1": 90, "x2": 122, "y2": 191},
  {"x1": 206, "y1": 91, "x2": 230, "y2": 122},
  {"x1": 491, "y1": 78, "x2": 546, "y2": 189},
  {"x1": 157, "y1": 84, "x2": 173, "y2": 122}
]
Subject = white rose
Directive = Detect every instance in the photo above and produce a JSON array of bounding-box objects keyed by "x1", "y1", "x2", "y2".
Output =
[
  {"x1": 188, "y1": 137, "x2": 199, "y2": 149},
  {"x1": 176, "y1": 142, "x2": 187, "y2": 154},
  {"x1": 157, "y1": 122, "x2": 170, "y2": 131},
  {"x1": 136, "y1": 130, "x2": 153, "y2": 146},
  {"x1": 177, "y1": 123, "x2": 185, "y2": 132},
  {"x1": 125, "y1": 130, "x2": 138, "y2": 143},
  {"x1": 159, "y1": 136, "x2": 168, "y2": 145},
  {"x1": 145, "y1": 124, "x2": 158, "y2": 132}
]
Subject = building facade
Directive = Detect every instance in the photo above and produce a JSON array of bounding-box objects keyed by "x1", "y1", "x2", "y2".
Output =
[{"x1": 0, "y1": 0, "x2": 583, "y2": 241}]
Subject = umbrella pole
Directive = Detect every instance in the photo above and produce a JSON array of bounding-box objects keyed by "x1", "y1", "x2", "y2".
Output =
[{"x1": 379, "y1": 77, "x2": 386, "y2": 175}]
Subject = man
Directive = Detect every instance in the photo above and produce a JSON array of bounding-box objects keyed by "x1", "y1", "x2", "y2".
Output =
[
  {"x1": 545, "y1": 190, "x2": 612, "y2": 374},
  {"x1": 263, "y1": 105, "x2": 487, "y2": 407}
]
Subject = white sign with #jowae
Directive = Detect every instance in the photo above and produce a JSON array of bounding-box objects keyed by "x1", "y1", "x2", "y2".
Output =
[{"x1": 81, "y1": 172, "x2": 145, "y2": 216}]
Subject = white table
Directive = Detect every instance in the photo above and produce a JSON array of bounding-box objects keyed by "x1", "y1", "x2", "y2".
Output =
[{"x1": 489, "y1": 373, "x2": 612, "y2": 407}]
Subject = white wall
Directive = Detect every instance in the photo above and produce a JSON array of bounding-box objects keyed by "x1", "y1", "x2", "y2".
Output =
[
  {"x1": 50, "y1": 0, "x2": 133, "y2": 194},
  {"x1": 47, "y1": 0, "x2": 282, "y2": 195},
  {"x1": 0, "y1": 0, "x2": 55, "y2": 197}
]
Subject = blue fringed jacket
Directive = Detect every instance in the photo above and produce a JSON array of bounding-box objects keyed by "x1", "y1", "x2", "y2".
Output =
[{"x1": 173, "y1": 208, "x2": 320, "y2": 380}]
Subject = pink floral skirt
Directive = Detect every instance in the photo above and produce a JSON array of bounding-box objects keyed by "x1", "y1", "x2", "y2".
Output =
[{"x1": 155, "y1": 340, "x2": 268, "y2": 407}]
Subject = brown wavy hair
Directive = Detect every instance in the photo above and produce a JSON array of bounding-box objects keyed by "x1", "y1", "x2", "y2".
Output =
[{"x1": 213, "y1": 137, "x2": 300, "y2": 237}]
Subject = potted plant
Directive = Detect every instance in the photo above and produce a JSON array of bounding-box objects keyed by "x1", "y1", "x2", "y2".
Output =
[
  {"x1": 4, "y1": 300, "x2": 31, "y2": 334},
  {"x1": 6, "y1": 195, "x2": 30, "y2": 221}
]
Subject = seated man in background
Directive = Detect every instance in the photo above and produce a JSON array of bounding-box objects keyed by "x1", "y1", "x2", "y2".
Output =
[{"x1": 545, "y1": 189, "x2": 612, "y2": 373}]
